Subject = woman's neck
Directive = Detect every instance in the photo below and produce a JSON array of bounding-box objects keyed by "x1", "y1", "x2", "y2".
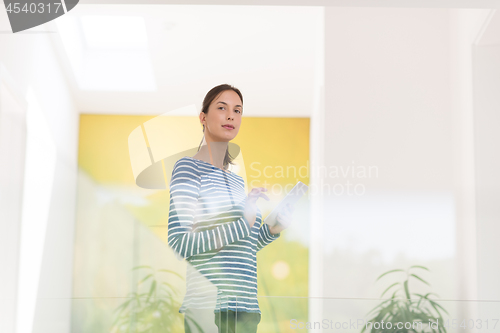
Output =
[{"x1": 193, "y1": 140, "x2": 228, "y2": 171}]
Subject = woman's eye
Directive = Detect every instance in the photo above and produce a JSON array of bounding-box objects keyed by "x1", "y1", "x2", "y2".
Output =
[
  {"x1": 235, "y1": 110, "x2": 241, "y2": 113},
  {"x1": 219, "y1": 107, "x2": 225, "y2": 110}
]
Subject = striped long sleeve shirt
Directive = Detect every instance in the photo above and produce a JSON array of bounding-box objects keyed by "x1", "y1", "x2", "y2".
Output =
[{"x1": 167, "y1": 156, "x2": 280, "y2": 314}]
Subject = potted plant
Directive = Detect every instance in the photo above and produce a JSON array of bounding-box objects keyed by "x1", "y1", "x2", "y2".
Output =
[
  {"x1": 361, "y1": 265, "x2": 448, "y2": 333},
  {"x1": 111, "y1": 265, "x2": 201, "y2": 333}
]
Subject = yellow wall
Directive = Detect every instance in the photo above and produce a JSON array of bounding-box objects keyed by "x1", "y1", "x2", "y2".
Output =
[{"x1": 77, "y1": 114, "x2": 310, "y2": 331}]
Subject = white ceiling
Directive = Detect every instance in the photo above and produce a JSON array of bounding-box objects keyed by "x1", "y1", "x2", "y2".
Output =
[
  {"x1": 79, "y1": 0, "x2": 500, "y2": 8},
  {"x1": 49, "y1": 5, "x2": 323, "y2": 117}
]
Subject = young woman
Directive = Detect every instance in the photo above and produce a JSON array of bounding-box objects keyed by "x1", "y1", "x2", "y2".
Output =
[{"x1": 167, "y1": 84, "x2": 294, "y2": 333}]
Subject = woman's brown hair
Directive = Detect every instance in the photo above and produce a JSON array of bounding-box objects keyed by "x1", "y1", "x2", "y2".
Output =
[{"x1": 198, "y1": 84, "x2": 243, "y2": 171}]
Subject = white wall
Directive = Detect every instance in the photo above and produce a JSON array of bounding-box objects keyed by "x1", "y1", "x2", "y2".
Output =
[
  {"x1": 322, "y1": 6, "x2": 458, "y2": 323},
  {"x1": 449, "y1": 7, "x2": 492, "y2": 324},
  {"x1": 0, "y1": 64, "x2": 27, "y2": 333},
  {"x1": 474, "y1": 40, "x2": 500, "y2": 318},
  {"x1": 320, "y1": 7, "x2": 497, "y2": 328},
  {"x1": 0, "y1": 10, "x2": 79, "y2": 333}
]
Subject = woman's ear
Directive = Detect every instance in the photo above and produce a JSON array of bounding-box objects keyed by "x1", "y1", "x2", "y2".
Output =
[{"x1": 199, "y1": 112, "x2": 206, "y2": 129}]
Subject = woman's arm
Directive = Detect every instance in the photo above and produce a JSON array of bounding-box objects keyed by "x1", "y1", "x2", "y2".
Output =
[
  {"x1": 257, "y1": 202, "x2": 294, "y2": 251},
  {"x1": 256, "y1": 222, "x2": 280, "y2": 252},
  {"x1": 167, "y1": 159, "x2": 251, "y2": 260}
]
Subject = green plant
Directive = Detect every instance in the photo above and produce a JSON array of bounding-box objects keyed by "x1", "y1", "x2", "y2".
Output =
[
  {"x1": 111, "y1": 265, "x2": 195, "y2": 333},
  {"x1": 361, "y1": 265, "x2": 448, "y2": 333}
]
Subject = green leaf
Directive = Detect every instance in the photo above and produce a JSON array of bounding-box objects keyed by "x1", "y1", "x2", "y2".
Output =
[
  {"x1": 159, "y1": 286, "x2": 174, "y2": 298},
  {"x1": 366, "y1": 298, "x2": 393, "y2": 316},
  {"x1": 138, "y1": 273, "x2": 153, "y2": 286},
  {"x1": 110, "y1": 310, "x2": 126, "y2": 328},
  {"x1": 185, "y1": 315, "x2": 205, "y2": 332},
  {"x1": 404, "y1": 280, "x2": 411, "y2": 301},
  {"x1": 112, "y1": 297, "x2": 133, "y2": 313},
  {"x1": 409, "y1": 265, "x2": 430, "y2": 271},
  {"x1": 381, "y1": 282, "x2": 400, "y2": 298},
  {"x1": 161, "y1": 281, "x2": 177, "y2": 291},
  {"x1": 423, "y1": 307, "x2": 435, "y2": 318},
  {"x1": 158, "y1": 269, "x2": 184, "y2": 280},
  {"x1": 376, "y1": 269, "x2": 405, "y2": 281},
  {"x1": 412, "y1": 312, "x2": 431, "y2": 323},
  {"x1": 415, "y1": 292, "x2": 431, "y2": 309},
  {"x1": 428, "y1": 299, "x2": 449, "y2": 315},
  {"x1": 135, "y1": 292, "x2": 143, "y2": 307},
  {"x1": 410, "y1": 273, "x2": 430, "y2": 286},
  {"x1": 414, "y1": 292, "x2": 431, "y2": 299},
  {"x1": 366, "y1": 291, "x2": 398, "y2": 317},
  {"x1": 146, "y1": 280, "x2": 157, "y2": 303}
]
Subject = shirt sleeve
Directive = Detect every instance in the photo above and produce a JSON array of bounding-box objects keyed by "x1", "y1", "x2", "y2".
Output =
[
  {"x1": 167, "y1": 158, "x2": 252, "y2": 260},
  {"x1": 257, "y1": 222, "x2": 280, "y2": 252}
]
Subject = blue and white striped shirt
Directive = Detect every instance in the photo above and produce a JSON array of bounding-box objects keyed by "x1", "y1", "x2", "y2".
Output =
[{"x1": 167, "y1": 156, "x2": 280, "y2": 314}]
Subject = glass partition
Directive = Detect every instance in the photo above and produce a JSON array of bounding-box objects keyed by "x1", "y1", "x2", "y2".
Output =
[{"x1": 32, "y1": 296, "x2": 500, "y2": 332}]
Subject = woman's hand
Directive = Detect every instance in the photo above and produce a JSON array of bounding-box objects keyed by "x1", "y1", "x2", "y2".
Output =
[
  {"x1": 268, "y1": 203, "x2": 295, "y2": 235},
  {"x1": 243, "y1": 187, "x2": 269, "y2": 228}
]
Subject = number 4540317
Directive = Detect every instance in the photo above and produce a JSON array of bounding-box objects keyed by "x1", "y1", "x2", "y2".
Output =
[
  {"x1": 443, "y1": 319, "x2": 498, "y2": 329},
  {"x1": 6, "y1": 2, "x2": 62, "y2": 14}
]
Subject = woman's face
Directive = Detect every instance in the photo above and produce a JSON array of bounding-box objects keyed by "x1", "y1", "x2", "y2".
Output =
[{"x1": 200, "y1": 89, "x2": 243, "y2": 142}]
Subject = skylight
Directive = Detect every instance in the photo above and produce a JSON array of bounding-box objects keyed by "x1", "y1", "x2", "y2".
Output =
[
  {"x1": 55, "y1": 14, "x2": 156, "y2": 91},
  {"x1": 80, "y1": 15, "x2": 148, "y2": 49}
]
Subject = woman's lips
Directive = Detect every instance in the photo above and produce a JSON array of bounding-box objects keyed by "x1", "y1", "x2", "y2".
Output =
[{"x1": 222, "y1": 125, "x2": 234, "y2": 130}]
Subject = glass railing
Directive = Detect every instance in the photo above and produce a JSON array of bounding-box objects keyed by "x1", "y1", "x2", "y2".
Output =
[{"x1": 28, "y1": 296, "x2": 500, "y2": 332}]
